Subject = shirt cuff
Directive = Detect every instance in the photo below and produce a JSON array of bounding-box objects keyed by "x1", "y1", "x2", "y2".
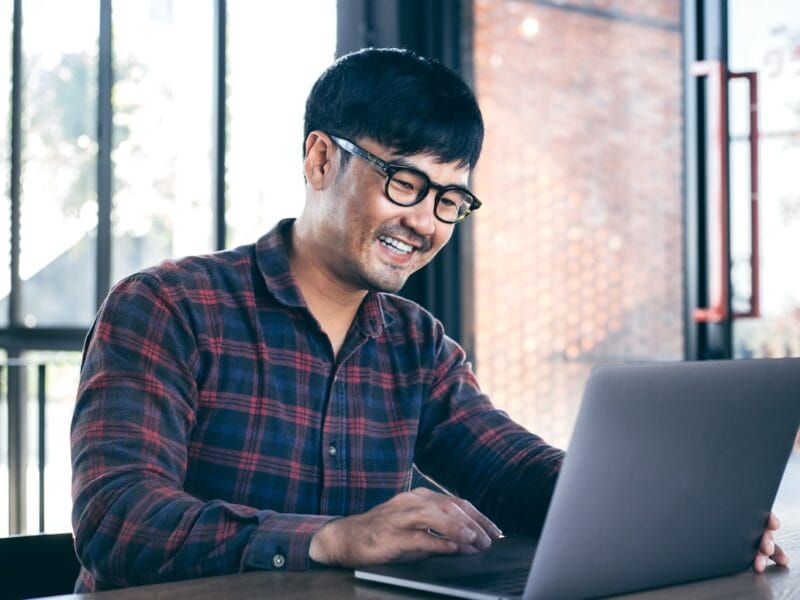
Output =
[{"x1": 240, "y1": 513, "x2": 339, "y2": 571}]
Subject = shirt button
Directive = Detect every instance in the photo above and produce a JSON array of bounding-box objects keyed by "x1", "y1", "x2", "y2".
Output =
[
  {"x1": 328, "y1": 444, "x2": 337, "y2": 457},
  {"x1": 272, "y1": 553, "x2": 286, "y2": 568}
]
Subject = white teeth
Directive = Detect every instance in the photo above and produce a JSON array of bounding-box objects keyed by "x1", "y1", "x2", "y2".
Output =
[{"x1": 378, "y1": 235, "x2": 413, "y2": 254}]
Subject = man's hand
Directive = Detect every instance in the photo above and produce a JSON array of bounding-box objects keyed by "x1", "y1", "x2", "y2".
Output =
[
  {"x1": 308, "y1": 487, "x2": 503, "y2": 567},
  {"x1": 753, "y1": 513, "x2": 790, "y2": 572}
]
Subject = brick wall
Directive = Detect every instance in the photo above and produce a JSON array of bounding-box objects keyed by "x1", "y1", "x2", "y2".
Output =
[{"x1": 472, "y1": 0, "x2": 684, "y2": 449}]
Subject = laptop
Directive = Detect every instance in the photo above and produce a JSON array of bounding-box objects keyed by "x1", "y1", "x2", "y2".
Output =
[{"x1": 355, "y1": 358, "x2": 800, "y2": 599}]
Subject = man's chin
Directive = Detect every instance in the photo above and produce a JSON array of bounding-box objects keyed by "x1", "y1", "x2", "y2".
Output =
[
  {"x1": 359, "y1": 269, "x2": 410, "y2": 294},
  {"x1": 364, "y1": 279, "x2": 406, "y2": 294}
]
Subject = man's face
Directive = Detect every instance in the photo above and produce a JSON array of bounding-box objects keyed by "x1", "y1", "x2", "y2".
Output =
[{"x1": 318, "y1": 137, "x2": 470, "y2": 294}]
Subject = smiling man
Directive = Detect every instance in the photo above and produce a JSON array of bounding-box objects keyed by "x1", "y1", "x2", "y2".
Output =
[
  {"x1": 289, "y1": 129, "x2": 473, "y2": 356},
  {"x1": 70, "y1": 48, "x2": 786, "y2": 591}
]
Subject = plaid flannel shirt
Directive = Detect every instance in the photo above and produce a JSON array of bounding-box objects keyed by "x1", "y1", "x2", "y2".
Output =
[{"x1": 71, "y1": 219, "x2": 563, "y2": 591}]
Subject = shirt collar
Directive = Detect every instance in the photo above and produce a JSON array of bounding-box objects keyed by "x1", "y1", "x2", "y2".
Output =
[{"x1": 255, "y1": 219, "x2": 393, "y2": 337}]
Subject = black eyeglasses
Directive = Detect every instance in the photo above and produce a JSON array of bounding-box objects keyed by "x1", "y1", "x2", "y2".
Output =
[{"x1": 329, "y1": 135, "x2": 481, "y2": 224}]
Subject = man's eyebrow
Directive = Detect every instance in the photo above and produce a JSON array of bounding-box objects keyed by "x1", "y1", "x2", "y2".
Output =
[
  {"x1": 385, "y1": 155, "x2": 419, "y2": 170},
  {"x1": 385, "y1": 153, "x2": 473, "y2": 190}
]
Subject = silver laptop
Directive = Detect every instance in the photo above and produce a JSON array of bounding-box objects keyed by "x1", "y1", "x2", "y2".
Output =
[{"x1": 355, "y1": 358, "x2": 800, "y2": 599}]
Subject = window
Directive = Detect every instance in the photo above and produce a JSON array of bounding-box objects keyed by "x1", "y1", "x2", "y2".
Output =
[
  {"x1": 19, "y1": 0, "x2": 99, "y2": 328},
  {"x1": 226, "y1": 0, "x2": 337, "y2": 247},
  {"x1": 112, "y1": 1, "x2": 216, "y2": 279}
]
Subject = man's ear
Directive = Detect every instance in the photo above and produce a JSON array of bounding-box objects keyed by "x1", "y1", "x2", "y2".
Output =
[{"x1": 303, "y1": 131, "x2": 339, "y2": 190}]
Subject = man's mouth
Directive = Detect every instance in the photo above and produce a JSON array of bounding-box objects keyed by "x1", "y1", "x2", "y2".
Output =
[{"x1": 378, "y1": 235, "x2": 414, "y2": 255}]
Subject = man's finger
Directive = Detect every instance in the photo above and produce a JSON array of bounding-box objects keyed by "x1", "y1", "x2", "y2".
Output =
[
  {"x1": 418, "y1": 489, "x2": 502, "y2": 540},
  {"x1": 404, "y1": 528, "x2": 461, "y2": 556},
  {"x1": 451, "y1": 497, "x2": 504, "y2": 538},
  {"x1": 772, "y1": 543, "x2": 790, "y2": 566},
  {"x1": 759, "y1": 532, "x2": 775, "y2": 556},
  {"x1": 406, "y1": 489, "x2": 495, "y2": 548},
  {"x1": 410, "y1": 487, "x2": 440, "y2": 500},
  {"x1": 426, "y1": 528, "x2": 482, "y2": 554},
  {"x1": 767, "y1": 512, "x2": 781, "y2": 531},
  {"x1": 435, "y1": 500, "x2": 494, "y2": 548},
  {"x1": 753, "y1": 554, "x2": 767, "y2": 573},
  {"x1": 396, "y1": 502, "x2": 487, "y2": 548},
  {"x1": 409, "y1": 487, "x2": 502, "y2": 537}
]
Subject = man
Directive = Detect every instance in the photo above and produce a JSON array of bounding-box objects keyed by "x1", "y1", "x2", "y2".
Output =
[{"x1": 71, "y1": 48, "x2": 786, "y2": 591}]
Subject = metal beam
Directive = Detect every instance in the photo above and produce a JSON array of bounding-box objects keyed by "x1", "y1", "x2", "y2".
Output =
[
  {"x1": 7, "y1": 0, "x2": 25, "y2": 536},
  {"x1": 0, "y1": 327, "x2": 87, "y2": 352},
  {"x1": 37, "y1": 364, "x2": 46, "y2": 533},
  {"x1": 213, "y1": 0, "x2": 227, "y2": 251},
  {"x1": 96, "y1": 0, "x2": 113, "y2": 309},
  {"x1": 9, "y1": 0, "x2": 22, "y2": 328},
  {"x1": 7, "y1": 354, "x2": 25, "y2": 534}
]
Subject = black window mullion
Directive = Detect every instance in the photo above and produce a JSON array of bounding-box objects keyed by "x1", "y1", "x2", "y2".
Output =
[
  {"x1": 7, "y1": 0, "x2": 25, "y2": 536},
  {"x1": 213, "y1": 0, "x2": 227, "y2": 251},
  {"x1": 9, "y1": 0, "x2": 22, "y2": 328},
  {"x1": 96, "y1": 0, "x2": 113, "y2": 310}
]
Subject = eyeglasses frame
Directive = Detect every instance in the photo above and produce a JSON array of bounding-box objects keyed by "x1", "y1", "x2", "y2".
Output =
[{"x1": 328, "y1": 134, "x2": 481, "y2": 224}]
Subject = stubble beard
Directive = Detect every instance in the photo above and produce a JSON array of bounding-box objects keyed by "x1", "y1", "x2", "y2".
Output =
[
  {"x1": 360, "y1": 225, "x2": 434, "y2": 293},
  {"x1": 356, "y1": 257, "x2": 410, "y2": 294},
  {"x1": 358, "y1": 237, "x2": 428, "y2": 293}
]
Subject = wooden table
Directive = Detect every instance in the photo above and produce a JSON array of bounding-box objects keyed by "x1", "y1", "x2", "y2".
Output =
[{"x1": 47, "y1": 457, "x2": 800, "y2": 600}]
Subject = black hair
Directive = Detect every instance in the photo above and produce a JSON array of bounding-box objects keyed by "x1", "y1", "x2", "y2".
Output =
[{"x1": 304, "y1": 47, "x2": 484, "y2": 169}]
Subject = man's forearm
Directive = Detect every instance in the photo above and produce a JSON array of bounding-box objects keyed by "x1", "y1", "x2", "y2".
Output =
[{"x1": 73, "y1": 472, "x2": 336, "y2": 587}]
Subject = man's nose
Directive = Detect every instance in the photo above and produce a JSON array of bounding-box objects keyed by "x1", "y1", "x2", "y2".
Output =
[{"x1": 400, "y1": 190, "x2": 437, "y2": 238}]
